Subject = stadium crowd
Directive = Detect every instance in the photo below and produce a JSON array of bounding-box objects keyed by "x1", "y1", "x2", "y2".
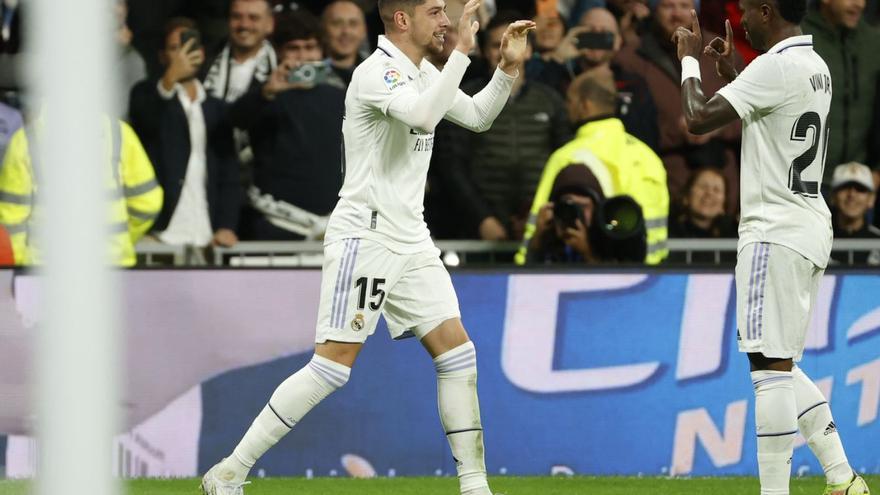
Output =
[{"x1": 0, "y1": 0, "x2": 878, "y2": 266}]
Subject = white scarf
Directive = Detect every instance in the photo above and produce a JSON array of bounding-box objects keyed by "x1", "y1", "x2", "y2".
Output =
[{"x1": 203, "y1": 40, "x2": 277, "y2": 102}]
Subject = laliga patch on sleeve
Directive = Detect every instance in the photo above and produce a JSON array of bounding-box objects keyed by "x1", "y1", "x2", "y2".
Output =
[{"x1": 383, "y1": 68, "x2": 406, "y2": 91}]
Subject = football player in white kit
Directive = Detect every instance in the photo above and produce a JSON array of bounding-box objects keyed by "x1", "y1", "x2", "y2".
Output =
[
  {"x1": 672, "y1": 1, "x2": 869, "y2": 494},
  {"x1": 201, "y1": 1, "x2": 535, "y2": 494}
]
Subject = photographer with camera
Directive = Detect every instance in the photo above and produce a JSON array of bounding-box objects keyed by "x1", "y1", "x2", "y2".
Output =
[
  {"x1": 528, "y1": 7, "x2": 658, "y2": 149},
  {"x1": 528, "y1": 163, "x2": 649, "y2": 263},
  {"x1": 528, "y1": 164, "x2": 604, "y2": 263},
  {"x1": 518, "y1": 67, "x2": 668, "y2": 265},
  {"x1": 129, "y1": 18, "x2": 241, "y2": 250},
  {"x1": 229, "y1": 9, "x2": 346, "y2": 241}
]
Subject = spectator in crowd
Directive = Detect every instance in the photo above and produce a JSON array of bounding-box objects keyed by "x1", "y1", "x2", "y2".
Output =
[
  {"x1": 0, "y1": 101, "x2": 22, "y2": 159},
  {"x1": 532, "y1": 9, "x2": 567, "y2": 59},
  {"x1": 526, "y1": 163, "x2": 607, "y2": 263},
  {"x1": 203, "y1": 0, "x2": 277, "y2": 103},
  {"x1": 115, "y1": 0, "x2": 148, "y2": 118},
  {"x1": 669, "y1": 166, "x2": 737, "y2": 238},
  {"x1": 230, "y1": 10, "x2": 345, "y2": 241},
  {"x1": 321, "y1": 0, "x2": 368, "y2": 86},
  {"x1": 518, "y1": 68, "x2": 669, "y2": 264},
  {"x1": 529, "y1": 7, "x2": 659, "y2": 149},
  {"x1": 430, "y1": 11, "x2": 571, "y2": 242},
  {"x1": 615, "y1": 0, "x2": 742, "y2": 215},
  {"x1": 605, "y1": 0, "x2": 651, "y2": 45},
  {"x1": 0, "y1": 119, "x2": 162, "y2": 266},
  {"x1": 829, "y1": 162, "x2": 880, "y2": 265},
  {"x1": 129, "y1": 18, "x2": 241, "y2": 249},
  {"x1": 802, "y1": 0, "x2": 880, "y2": 187},
  {"x1": 0, "y1": 0, "x2": 22, "y2": 91}
]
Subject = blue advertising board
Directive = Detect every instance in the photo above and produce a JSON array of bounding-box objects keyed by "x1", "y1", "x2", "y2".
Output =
[{"x1": 196, "y1": 271, "x2": 880, "y2": 477}]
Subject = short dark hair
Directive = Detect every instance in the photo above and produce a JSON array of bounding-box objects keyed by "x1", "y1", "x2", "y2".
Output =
[
  {"x1": 774, "y1": 0, "x2": 808, "y2": 24},
  {"x1": 378, "y1": 0, "x2": 426, "y2": 24},
  {"x1": 272, "y1": 9, "x2": 320, "y2": 45},
  {"x1": 478, "y1": 10, "x2": 524, "y2": 50},
  {"x1": 163, "y1": 17, "x2": 198, "y2": 45},
  {"x1": 571, "y1": 69, "x2": 617, "y2": 113}
]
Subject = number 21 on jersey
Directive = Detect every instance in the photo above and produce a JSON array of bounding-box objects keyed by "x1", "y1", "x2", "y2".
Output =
[{"x1": 789, "y1": 111, "x2": 830, "y2": 198}]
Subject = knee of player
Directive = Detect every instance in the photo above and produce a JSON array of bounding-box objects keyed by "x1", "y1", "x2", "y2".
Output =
[
  {"x1": 307, "y1": 354, "x2": 352, "y2": 389},
  {"x1": 433, "y1": 341, "x2": 478, "y2": 377}
]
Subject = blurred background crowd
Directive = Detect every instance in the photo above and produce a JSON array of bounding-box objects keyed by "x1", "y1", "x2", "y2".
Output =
[{"x1": 0, "y1": 0, "x2": 878, "y2": 266}]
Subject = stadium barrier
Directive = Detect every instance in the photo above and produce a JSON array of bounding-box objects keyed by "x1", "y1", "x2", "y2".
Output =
[
  {"x1": 0, "y1": 269, "x2": 878, "y2": 478},
  {"x1": 135, "y1": 238, "x2": 880, "y2": 267}
]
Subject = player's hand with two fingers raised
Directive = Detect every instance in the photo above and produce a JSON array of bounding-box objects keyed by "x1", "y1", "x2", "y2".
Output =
[
  {"x1": 671, "y1": 9, "x2": 703, "y2": 60},
  {"x1": 705, "y1": 19, "x2": 738, "y2": 83},
  {"x1": 455, "y1": 0, "x2": 482, "y2": 55},
  {"x1": 498, "y1": 19, "x2": 537, "y2": 76}
]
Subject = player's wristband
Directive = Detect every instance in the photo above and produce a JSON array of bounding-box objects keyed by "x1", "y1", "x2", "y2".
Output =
[{"x1": 681, "y1": 56, "x2": 701, "y2": 85}]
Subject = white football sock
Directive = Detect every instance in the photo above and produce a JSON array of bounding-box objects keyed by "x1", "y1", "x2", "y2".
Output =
[
  {"x1": 217, "y1": 355, "x2": 351, "y2": 483},
  {"x1": 752, "y1": 370, "x2": 797, "y2": 495},
  {"x1": 792, "y1": 366, "x2": 853, "y2": 485},
  {"x1": 434, "y1": 341, "x2": 489, "y2": 495}
]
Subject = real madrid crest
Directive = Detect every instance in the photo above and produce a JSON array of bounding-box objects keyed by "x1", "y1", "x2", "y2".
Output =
[{"x1": 351, "y1": 313, "x2": 365, "y2": 331}]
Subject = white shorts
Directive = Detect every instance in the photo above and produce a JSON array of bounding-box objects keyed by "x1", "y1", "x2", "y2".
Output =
[
  {"x1": 736, "y1": 242, "x2": 823, "y2": 361},
  {"x1": 314, "y1": 238, "x2": 461, "y2": 344}
]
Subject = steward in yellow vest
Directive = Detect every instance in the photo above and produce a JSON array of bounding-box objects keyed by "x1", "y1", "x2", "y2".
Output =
[
  {"x1": 518, "y1": 69, "x2": 669, "y2": 264},
  {"x1": 0, "y1": 119, "x2": 163, "y2": 266}
]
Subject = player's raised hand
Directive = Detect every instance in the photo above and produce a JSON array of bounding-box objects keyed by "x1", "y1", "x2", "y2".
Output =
[
  {"x1": 705, "y1": 19, "x2": 738, "y2": 83},
  {"x1": 455, "y1": 0, "x2": 482, "y2": 55},
  {"x1": 498, "y1": 19, "x2": 537, "y2": 75},
  {"x1": 671, "y1": 9, "x2": 703, "y2": 60}
]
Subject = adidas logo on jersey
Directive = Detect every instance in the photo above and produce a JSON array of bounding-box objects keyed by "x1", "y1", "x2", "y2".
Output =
[{"x1": 824, "y1": 421, "x2": 837, "y2": 436}]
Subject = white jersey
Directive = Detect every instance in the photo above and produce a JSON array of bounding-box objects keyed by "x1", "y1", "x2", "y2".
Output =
[
  {"x1": 717, "y1": 35, "x2": 833, "y2": 267},
  {"x1": 325, "y1": 36, "x2": 516, "y2": 253}
]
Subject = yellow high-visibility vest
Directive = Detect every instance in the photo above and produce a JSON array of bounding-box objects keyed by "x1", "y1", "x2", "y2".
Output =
[
  {"x1": 517, "y1": 117, "x2": 669, "y2": 265},
  {"x1": 0, "y1": 119, "x2": 163, "y2": 266}
]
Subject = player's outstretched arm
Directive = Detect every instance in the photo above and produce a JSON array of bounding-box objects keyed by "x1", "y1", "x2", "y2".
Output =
[
  {"x1": 444, "y1": 19, "x2": 536, "y2": 132},
  {"x1": 377, "y1": 0, "x2": 483, "y2": 133},
  {"x1": 672, "y1": 10, "x2": 739, "y2": 135}
]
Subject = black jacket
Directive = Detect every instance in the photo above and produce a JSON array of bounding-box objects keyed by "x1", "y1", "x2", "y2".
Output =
[
  {"x1": 430, "y1": 80, "x2": 572, "y2": 238},
  {"x1": 129, "y1": 79, "x2": 241, "y2": 233},
  {"x1": 229, "y1": 83, "x2": 345, "y2": 215}
]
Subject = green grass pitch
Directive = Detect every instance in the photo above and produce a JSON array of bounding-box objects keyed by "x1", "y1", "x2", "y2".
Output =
[{"x1": 1, "y1": 476, "x2": 877, "y2": 494}]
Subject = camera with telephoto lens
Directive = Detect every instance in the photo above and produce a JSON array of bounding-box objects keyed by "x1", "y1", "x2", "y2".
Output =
[
  {"x1": 588, "y1": 195, "x2": 647, "y2": 262},
  {"x1": 288, "y1": 61, "x2": 332, "y2": 85}
]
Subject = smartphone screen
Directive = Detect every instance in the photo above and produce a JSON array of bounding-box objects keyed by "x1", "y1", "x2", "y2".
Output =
[
  {"x1": 180, "y1": 29, "x2": 202, "y2": 52},
  {"x1": 576, "y1": 32, "x2": 615, "y2": 50}
]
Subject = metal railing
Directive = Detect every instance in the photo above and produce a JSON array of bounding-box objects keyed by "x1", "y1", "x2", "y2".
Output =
[{"x1": 134, "y1": 239, "x2": 880, "y2": 268}]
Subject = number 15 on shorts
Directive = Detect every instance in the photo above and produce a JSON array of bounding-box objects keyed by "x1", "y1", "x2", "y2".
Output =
[{"x1": 355, "y1": 277, "x2": 386, "y2": 311}]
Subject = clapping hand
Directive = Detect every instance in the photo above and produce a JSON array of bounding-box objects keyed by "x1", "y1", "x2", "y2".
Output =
[
  {"x1": 498, "y1": 20, "x2": 538, "y2": 75},
  {"x1": 455, "y1": 0, "x2": 483, "y2": 55}
]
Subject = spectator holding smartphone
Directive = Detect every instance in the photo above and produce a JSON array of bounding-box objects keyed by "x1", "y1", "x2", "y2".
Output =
[
  {"x1": 230, "y1": 10, "x2": 346, "y2": 241},
  {"x1": 529, "y1": 7, "x2": 659, "y2": 149},
  {"x1": 129, "y1": 18, "x2": 241, "y2": 250}
]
